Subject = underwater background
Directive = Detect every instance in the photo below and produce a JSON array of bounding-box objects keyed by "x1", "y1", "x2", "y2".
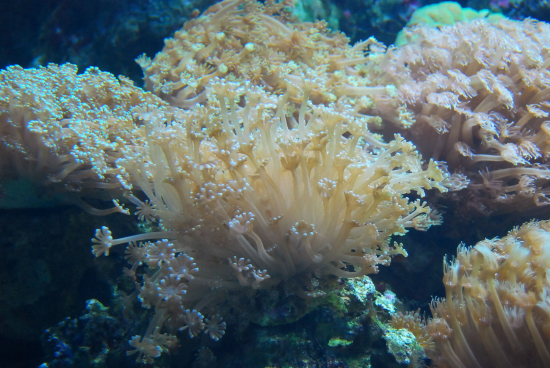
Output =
[{"x1": 1, "y1": 0, "x2": 550, "y2": 367}]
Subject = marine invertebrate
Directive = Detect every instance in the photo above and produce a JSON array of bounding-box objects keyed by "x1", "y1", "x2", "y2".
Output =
[
  {"x1": 368, "y1": 18, "x2": 550, "y2": 213},
  {"x1": 0, "y1": 63, "x2": 166, "y2": 212},
  {"x1": 11, "y1": 2, "x2": 549, "y2": 365},
  {"x1": 389, "y1": 309, "x2": 434, "y2": 355},
  {"x1": 400, "y1": 220, "x2": 550, "y2": 368},
  {"x1": 138, "y1": 0, "x2": 348, "y2": 107},
  {"x1": 137, "y1": 0, "x2": 395, "y2": 123},
  {"x1": 394, "y1": 2, "x2": 504, "y2": 46},
  {"x1": 94, "y1": 77, "x2": 447, "y2": 362}
]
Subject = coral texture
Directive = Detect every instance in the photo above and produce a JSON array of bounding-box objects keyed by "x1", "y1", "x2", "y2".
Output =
[
  {"x1": 137, "y1": 0, "x2": 398, "y2": 129},
  {"x1": 406, "y1": 220, "x2": 550, "y2": 368},
  {"x1": 2, "y1": 0, "x2": 550, "y2": 366},
  {"x1": 0, "y1": 63, "x2": 165, "y2": 211},
  {"x1": 94, "y1": 77, "x2": 446, "y2": 362},
  {"x1": 370, "y1": 18, "x2": 550, "y2": 213},
  {"x1": 138, "y1": 0, "x2": 350, "y2": 107}
]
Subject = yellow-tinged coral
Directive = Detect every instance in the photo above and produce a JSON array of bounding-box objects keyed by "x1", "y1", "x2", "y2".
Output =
[
  {"x1": 138, "y1": 0, "x2": 352, "y2": 107},
  {"x1": 0, "y1": 63, "x2": 166, "y2": 212},
  {"x1": 368, "y1": 18, "x2": 550, "y2": 213},
  {"x1": 5, "y1": 0, "x2": 549, "y2": 364},
  {"x1": 138, "y1": 0, "x2": 397, "y2": 130},
  {"x1": 405, "y1": 220, "x2": 550, "y2": 368},
  {"x1": 390, "y1": 309, "x2": 435, "y2": 354},
  {"x1": 394, "y1": 2, "x2": 505, "y2": 46},
  {"x1": 92, "y1": 78, "x2": 447, "y2": 362}
]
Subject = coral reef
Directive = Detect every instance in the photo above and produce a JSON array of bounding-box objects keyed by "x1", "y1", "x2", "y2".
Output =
[
  {"x1": 1, "y1": 0, "x2": 550, "y2": 367},
  {"x1": 40, "y1": 300, "x2": 126, "y2": 368},
  {"x1": 137, "y1": 0, "x2": 352, "y2": 108},
  {"x1": 141, "y1": 0, "x2": 550, "y2": 216}
]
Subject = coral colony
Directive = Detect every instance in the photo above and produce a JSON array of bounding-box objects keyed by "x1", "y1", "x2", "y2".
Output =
[{"x1": 1, "y1": 0, "x2": 550, "y2": 366}]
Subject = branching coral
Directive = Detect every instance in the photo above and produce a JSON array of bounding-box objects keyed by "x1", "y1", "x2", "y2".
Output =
[{"x1": 399, "y1": 220, "x2": 550, "y2": 368}]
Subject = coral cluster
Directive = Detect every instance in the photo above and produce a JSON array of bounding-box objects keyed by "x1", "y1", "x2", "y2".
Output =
[
  {"x1": 94, "y1": 77, "x2": 446, "y2": 362},
  {"x1": 399, "y1": 220, "x2": 550, "y2": 368},
  {"x1": 139, "y1": 0, "x2": 550, "y2": 215},
  {"x1": 394, "y1": 2, "x2": 505, "y2": 46},
  {"x1": 138, "y1": 0, "x2": 402, "y2": 131},
  {"x1": 0, "y1": 63, "x2": 165, "y2": 211},
  {"x1": 369, "y1": 18, "x2": 550, "y2": 213},
  {"x1": 137, "y1": 0, "x2": 359, "y2": 107},
  {"x1": 2, "y1": 0, "x2": 550, "y2": 366},
  {"x1": 0, "y1": 4, "x2": 452, "y2": 361}
]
